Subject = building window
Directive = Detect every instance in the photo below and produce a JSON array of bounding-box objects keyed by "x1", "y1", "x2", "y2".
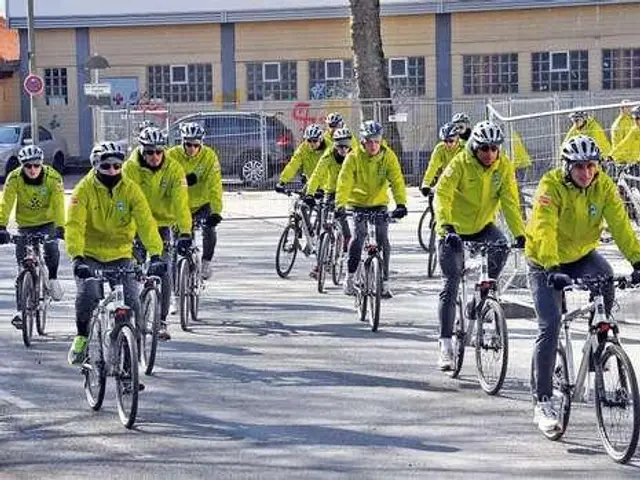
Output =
[
  {"x1": 246, "y1": 61, "x2": 297, "y2": 101},
  {"x1": 44, "y1": 68, "x2": 68, "y2": 106},
  {"x1": 309, "y1": 59, "x2": 356, "y2": 99},
  {"x1": 462, "y1": 54, "x2": 518, "y2": 95},
  {"x1": 602, "y1": 48, "x2": 640, "y2": 90},
  {"x1": 531, "y1": 50, "x2": 588, "y2": 92},
  {"x1": 389, "y1": 56, "x2": 425, "y2": 97},
  {"x1": 147, "y1": 63, "x2": 212, "y2": 103}
]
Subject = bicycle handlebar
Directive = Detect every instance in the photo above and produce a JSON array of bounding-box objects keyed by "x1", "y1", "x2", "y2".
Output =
[
  {"x1": 10, "y1": 233, "x2": 54, "y2": 244},
  {"x1": 564, "y1": 275, "x2": 638, "y2": 292}
]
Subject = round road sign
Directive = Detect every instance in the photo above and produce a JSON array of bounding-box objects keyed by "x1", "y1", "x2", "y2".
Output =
[{"x1": 23, "y1": 74, "x2": 44, "y2": 96}]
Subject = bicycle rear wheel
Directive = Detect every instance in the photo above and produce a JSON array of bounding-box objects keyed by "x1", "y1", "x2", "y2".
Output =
[
  {"x1": 19, "y1": 270, "x2": 35, "y2": 347},
  {"x1": 189, "y1": 260, "x2": 201, "y2": 323},
  {"x1": 331, "y1": 229, "x2": 345, "y2": 286},
  {"x1": 177, "y1": 258, "x2": 190, "y2": 331},
  {"x1": 275, "y1": 225, "x2": 299, "y2": 278},
  {"x1": 317, "y1": 232, "x2": 330, "y2": 293},
  {"x1": 83, "y1": 317, "x2": 106, "y2": 411},
  {"x1": 417, "y1": 207, "x2": 431, "y2": 252},
  {"x1": 367, "y1": 256, "x2": 382, "y2": 332},
  {"x1": 140, "y1": 286, "x2": 160, "y2": 376},
  {"x1": 450, "y1": 298, "x2": 466, "y2": 379},
  {"x1": 355, "y1": 263, "x2": 367, "y2": 323},
  {"x1": 115, "y1": 323, "x2": 139, "y2": 429},
  {"x1": 529, "y1": 345, "x2": 571, "y2": 441},
  {"x1": 35, "y1": 272, "x2": 47, "y2": 336},
  {"x1": 475, "y1": 297, "x2": 509, "y2": 396},
  {"x1": 595, "y1": 341, "x2": 640, "y2": 463}
]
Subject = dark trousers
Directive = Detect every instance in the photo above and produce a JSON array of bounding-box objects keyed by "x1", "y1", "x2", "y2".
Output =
[
  {"x1": 193, "y1": 204, "x2": 217, "y2": 261},
  {"x1": 346, "y1": 206, "x2": 390, "y2": 280},
  {"x1": 134, "y1": 226, "x2": 172, "y2": 321}
]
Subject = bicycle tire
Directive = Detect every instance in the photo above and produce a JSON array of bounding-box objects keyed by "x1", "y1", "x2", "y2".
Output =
[
  {"x1": 115, "y1": 323, "x2": 139, "y2": 429},
  {"x1": 275, "y1": 225, "x2": 299, "y2": 278},
  {"x1": 529, "y1": 345, "x2": 571, "y2": 441},
  {"x1": 177, "y1": 258, "x2": 190, "y2": 331},
  {"x1": 189, "y1": 263, "x2": 201, "y2": 323},
  {"x1": 140, "y1": 286, "x2": 160, "y2": 376},
  {"x1": 594, "y1": 341, "x2": 640, "y2": 463},
  {"x1": 20, "y1": 270, "x2": 35, "y2": 348},
  {"x1": 355, "y1": 264, "x2": 367, "y2": 323},
  {"x1": 35, "y1": 272, "x2": 47, "y2": 336},
  {"x1": 427, "y1": 226, "x2": 438, "y2": 278},
  {"x1": 417, "y1": 207, "x2": 432, "y2": 252},
  {"x1": 331, "y1": 229, "x2": 345, "y2": 286},
  {"x1": 83, "y1": 317, "x2": 106, "y2": 411},
  {"x1": 368, "y1": 256, "x2": 382, "y2": 332},
  {"x1": 450, "y1": 298, "x2": 466, "y2": 379},
  {"x1": 317, "y1": 232, "x2": 330, "y2": 293},
  {"x1": 475, "y1": 297, "x2": 509, "y2": 396}
]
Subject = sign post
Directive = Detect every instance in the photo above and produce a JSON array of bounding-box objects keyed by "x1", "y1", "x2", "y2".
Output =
[{"x1": 27, "y1": 0, "x2": 39, "y2": 145}]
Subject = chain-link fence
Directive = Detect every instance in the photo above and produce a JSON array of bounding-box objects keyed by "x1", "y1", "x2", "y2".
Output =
[{"x1": 95, "y1": 108, "x2": 170, "y2": 155}]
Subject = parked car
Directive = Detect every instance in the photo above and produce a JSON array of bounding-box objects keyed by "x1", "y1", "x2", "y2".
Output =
[
  {"x1": 0, "y1": 123, "x2": 68, "y2": 179},
  {"x1": 167, "y1": 112, "x2": 295, "y2": 187}
]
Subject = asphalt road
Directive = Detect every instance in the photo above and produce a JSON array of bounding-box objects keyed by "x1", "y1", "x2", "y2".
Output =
[{"x1": 1, "y1": 187, "x2": 640, "y2": 478}]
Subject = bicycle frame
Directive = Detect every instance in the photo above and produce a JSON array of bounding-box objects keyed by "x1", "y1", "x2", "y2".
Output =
[{"x1": 615, "y1": 167, "x2": 640, "y2": 220}]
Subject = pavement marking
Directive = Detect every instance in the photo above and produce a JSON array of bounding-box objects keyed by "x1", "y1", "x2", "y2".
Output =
[{"x1": 0, "y1": 388, "x2": 38, "y2": 409}]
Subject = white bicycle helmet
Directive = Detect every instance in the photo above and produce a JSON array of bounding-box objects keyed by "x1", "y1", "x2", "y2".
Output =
[
  {"x1": 90, "y1": 141, "x2": 125, "y2": 167},
  {"x1": 469, "y1": 121, "x2": 504, "y2": 150},
  {"x1": 439, "y1": 122, "x2": 459, "y2": 141},
  {"x1": 138, "y1": 127, "x2": 167, "y2": 147},
  {"x1": 333, "y1": 127, "x2": 353, "y2": 147},
  {"x1": 452, "y1": 112, "x2": 471, "y2": 125},
  {"x1": 325, "y1": 112, "x2": 344, "y2": 128},
  {"x1": 303, "y1": 124, "x2": 323, "y2": 141},
  {"x1": 18, "y1": 145, "x2": 44, "y2": 164},
  {"x1": 631, "y1": 105, "x2": 640, "y2": 119},
  {"x1": 180, "y1": 122, "x2": 205, "y2": 141}
]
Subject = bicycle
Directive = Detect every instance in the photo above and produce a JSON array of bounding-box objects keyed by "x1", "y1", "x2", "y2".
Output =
[
  {"x1": 417, "y1": 192, "x2": 438, "y2": 277},
  {"x1": 351, "y1": 211, "x2": 395, "y2": 332},
  {"x1": 175, "y1": 220, "x2": 204, "y2": 332},
  {"x1": 10, "y1": 233, "x2": 53, "y2": 347},
  {"x1": 450, "y1": 241, "x2": 512, "y2": 396},
  {"x1": 135, "y1": 263, "x2": 162, "y2": 376},
  {"x1": 607, "y1": 163, "x2": 640, "y2": 226},
  {"x1": 529, "y1": 275, "x2": 640, "y2": 464},
  {"x1": 316, "y1": 200, "x2": 346, "y2": 293},
  {"x1": 275, "y1": 189, "x2": 317, "y2": 278},
  {"x1": 81, "y1": 267, "x2": 140, "y2": 429}
]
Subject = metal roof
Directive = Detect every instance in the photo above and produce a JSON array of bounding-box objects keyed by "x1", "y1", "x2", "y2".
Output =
[{"x1": 7, "y1": 0, "x2": 640, "y2": 29}]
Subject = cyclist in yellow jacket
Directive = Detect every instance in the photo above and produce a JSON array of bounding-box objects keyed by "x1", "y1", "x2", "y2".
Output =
[
  {"x1": 276, "y1": 123, "x2": 327, "y2": 190},
  {"x1": 526, "y1": 135, "x2": 640, "y2": 433},
  {"x1": 609, "y1": 106, "x2": 640, "y2": 164},
  {"x1": 124, "y1": 127, "x2": 192, "y2": 340},
  {"x1": 420, "y1": 122, "x2": 464, "y2": 197},
  {"x1": 0, "y1": 145, "x2": 65, "y2": 329},
  {"x1": 66, "y1": 142, "x2": 165, "y2": 365},
  {"x1": 323, "y1": 112, "x2": 359, "y2": 151},
  {"x1": 611, "y1": 100, "x2": 635, "y2": 149},
  {"x1": 336, "y1": 120, "x2": 407, "y2": 298},
  {"x1": 167, "y1": 122, "x2": 223, "y2": 280},
  {"x1": 452, "y1": 112, "x2": 472, "y2": 142},
  {"x1": 435, "y1": 121, "x2": 525, "y2": 371},
  {"x1": 563, "y1": 111, "x2": 611, "y2": 156}
]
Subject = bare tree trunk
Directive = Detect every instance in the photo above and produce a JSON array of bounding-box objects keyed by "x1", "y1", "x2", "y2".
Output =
[{"x1": 349, "y1": 0, "x2": 403, "y2": 159}]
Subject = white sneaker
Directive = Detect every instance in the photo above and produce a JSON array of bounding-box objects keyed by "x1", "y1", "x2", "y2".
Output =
[
  {"x1": 201, "y1": 260, "x2": 212, "y2": 280},
  {"x1": 438, "y1": 338, "x2": 454, "y2": 371},
  {"x1": 381, "y1": 280, "x2": 393, "y2": 299},
  {"x1": 48, "y1": 279, "x2": 64, "y2": 301},
  {"x1": 534, "y1": 399, "x2": 560, "y2": 432},
  {"x1": 343, "y1": 273, "x2": 355, "y2": 296},
  {"x1": 169, "y1": 296, "x2": 177, "y2": 315}
]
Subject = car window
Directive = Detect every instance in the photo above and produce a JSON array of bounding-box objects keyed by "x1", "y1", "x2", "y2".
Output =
[
  {"x1": 0, "y1": 126, "x2": 21, "y2": 144},
  {"x1": 38, "y1": 127, "x2": 52, "y2": 141}
]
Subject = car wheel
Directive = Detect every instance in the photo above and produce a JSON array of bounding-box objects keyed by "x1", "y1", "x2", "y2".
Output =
[
  {"x1": 240, "y1": 155, "x2": 266, "y2": 186},
  {"x1": 5, "y1": 156, "x2": 19, "y2": 178},
  {"x1": 52, "y1": 152, "x2": 65, "y2": 175}
]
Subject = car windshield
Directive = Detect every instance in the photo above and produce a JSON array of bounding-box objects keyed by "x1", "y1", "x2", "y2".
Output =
[{"x1": 0, "y1": 126, "x2": 20, "y2": 144}]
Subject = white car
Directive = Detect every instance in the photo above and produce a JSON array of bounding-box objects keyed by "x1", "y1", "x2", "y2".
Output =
[{"x1": 0, "y1": 123, "x2": 68, "y2": 179}]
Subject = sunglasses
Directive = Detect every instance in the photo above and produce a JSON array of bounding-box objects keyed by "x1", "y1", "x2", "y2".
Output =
[
  {"x1": 184, "y1": 142, "x2": 201, "y2": 148},
  {"x1": 335, "y1": 144, "x2": 351, "y2": 150},
  {"x1": 478, "y1": 145, "x2": 499, "y2": 153},
  {"x1": 23, "y1": 162, "x2": 42, "y2": 169},
  {"x1": 98, "y1": 162, "x2": 122, "y2": 171},
  {"x1": 444, "y1": 138, "x2": 457, "y2": 144},
  {"x1": 307, "y1": 138, "x2": 321, "y2": 144},
  {"x1": 143, "y1": 149, "x2": 164, "y2": 156}
]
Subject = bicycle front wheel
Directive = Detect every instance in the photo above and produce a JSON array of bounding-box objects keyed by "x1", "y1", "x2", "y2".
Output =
[
  {"x1": 177, "y1": 258, "x2": 190, "y2": 332},
  {"x1": 367, "y1": 256, "x2": 382, "y2": 332},
  {"x1": 331, "y1": 229, "x2": 345, "y2": 286},
  {"x1": 450, "y1": 298, "x2": 466, "y2": 379},
  {"x1": 140, "y1": 286, "x2": 160, "y2": 376},
  {"x1": 275, "y1": 225, "x2": 299, "y2": 278},
  {"x1": 417, "y1": 207, "x2": 432, "y2": 252},
  {"x1": 475, "y1": 297, "x2": 509, "y2": 396},
  {"x1": 189, "y1": 264, "x2": 201, "y2": 324},
  {"x1": 595, "y1": 341, "x2": 640, "y2": 464},
  {"x1": 115, "y1": 323, "x2": 139, "y2": 429},
  {"x1": 19, "y1": 270, "x2": 36, "y2": 347},
  {"x1": 83, "y1": 317, "x2": 106, "y2": 411},
  {"x1": 36, "y1": 272, "x2": 47, "y2": 336},
  {"x1": 317, "y1": 232, "x2": 330, "y2": 293}
]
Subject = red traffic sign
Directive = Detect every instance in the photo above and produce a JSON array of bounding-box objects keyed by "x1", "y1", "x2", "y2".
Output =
[{"x1": 23, "y1": 74, "x2": 44, "y2": 96}]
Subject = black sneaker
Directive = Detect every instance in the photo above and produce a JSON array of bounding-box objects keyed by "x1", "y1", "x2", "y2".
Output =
[{"x1": 158, "y1": 323, "x2": 171, "y2": 341}]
